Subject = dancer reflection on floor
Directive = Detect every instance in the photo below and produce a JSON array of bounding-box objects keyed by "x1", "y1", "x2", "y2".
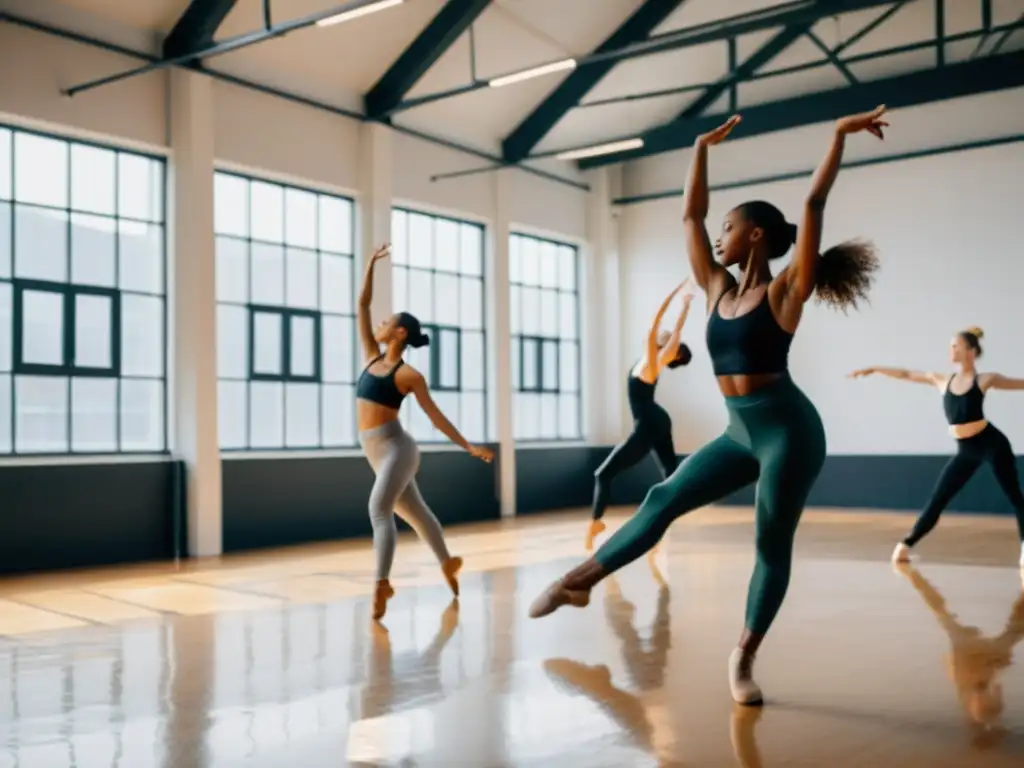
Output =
[{"x1": 896, "y1": 563, "x2": 1024, "y2": 747}]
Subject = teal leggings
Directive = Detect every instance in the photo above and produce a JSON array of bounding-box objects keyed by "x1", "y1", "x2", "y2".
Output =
[{"x1": 595, "y1": 374, "x2": 826, "y2": 635}]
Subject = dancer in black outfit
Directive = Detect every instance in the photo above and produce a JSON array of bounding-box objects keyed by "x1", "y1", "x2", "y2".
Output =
[
  {"x1": 586, "y1": 279, "x2": 695, "y2": 551},
  {"x1": 850, "y1": 327, "x2": 1024, "y2": 567}
]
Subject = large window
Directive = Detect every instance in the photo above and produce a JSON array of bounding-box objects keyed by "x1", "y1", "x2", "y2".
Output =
[
  {"x1": 390, "y1": 208, "x2": 488, "y2": 444},
  {"x1": 509, "y1": 232, "x2": 580, "y2": 441},
  {"x1": 0, "y1": 126, "x2": 166, "y2": 454},
  {"x1": 214, "y1": 172, "x2": 356, "y2": 450}
]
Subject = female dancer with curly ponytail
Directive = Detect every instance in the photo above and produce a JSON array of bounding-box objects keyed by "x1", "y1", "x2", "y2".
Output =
[
  {"x1": 527, "y1": 107, "x2": 884, "y2": 706},
  {"x1": 850, "y1": 326, "x2": 1024, "y2": 567}
]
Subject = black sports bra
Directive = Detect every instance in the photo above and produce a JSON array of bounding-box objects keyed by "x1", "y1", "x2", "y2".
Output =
[
  {"x1": 705, "y1": 289, "x2": 794, "y2": 376},
  {"x1": 943, "y1": 375, "x2": 986, "y2": 425},
  {"x1": 356, "y1": 356, "x2": 407, "y2": 409}
]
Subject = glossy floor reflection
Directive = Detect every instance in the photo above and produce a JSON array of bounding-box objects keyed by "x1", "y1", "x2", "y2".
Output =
[{"x1": 1, "y1": 508, "x2": 1023, "y2": 767}]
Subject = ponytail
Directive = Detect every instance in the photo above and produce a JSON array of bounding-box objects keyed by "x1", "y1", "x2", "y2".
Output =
[{"x1": 813, "y1": 239, "x2": 880, "y2": 311}]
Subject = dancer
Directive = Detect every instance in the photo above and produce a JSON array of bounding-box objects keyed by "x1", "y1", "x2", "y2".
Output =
[
  {"x1": 528, "y1": 107, "x2": 884, "y2": 706},
  {"x1": 586, "y1": 279, "x2": 696, "y2": 551},
  {"x1": 849, "y1": 327, "x2": 1024, "y2": 567},
  {"x1": 895, "y1": 563, "x2": 1024, "y2": 746},
  {"x1": 357, "y1": 243, "x2": 493, "y2": 621}
]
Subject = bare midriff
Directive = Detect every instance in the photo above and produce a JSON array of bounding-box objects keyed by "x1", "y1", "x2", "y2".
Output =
[
  {"x1": 357, "y1": 399, "x2": 401, "y2": 433},
  {"x1": 716, "y1": 372, "x2": 785, "y2": 398},
  {"x1": 950, "y1": 418, "x2": 989, "y2": 440}
]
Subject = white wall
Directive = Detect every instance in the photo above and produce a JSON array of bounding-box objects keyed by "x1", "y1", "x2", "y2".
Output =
[{"x1": 618, "y1": 92, "x2": 1024, "y2": 455}]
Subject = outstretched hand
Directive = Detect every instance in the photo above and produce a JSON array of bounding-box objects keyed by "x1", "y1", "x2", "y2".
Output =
[
  {"x1": 848, "y1": 368, "x2": 876, "y2": 379},
  {"x1": 469, "y1": 444, "x2": 494, "y2": 463},
  {"x1": 837, "y1": 105, "x2": 888, "y2": 139},
  {"x1": 697, "y1": 114, "x2": 741, "y2": 147},
  {"x1": 371, "y1": 243, "x2": 391, "y2": 262}
]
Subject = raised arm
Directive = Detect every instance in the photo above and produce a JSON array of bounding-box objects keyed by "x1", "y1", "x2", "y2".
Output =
[
  {"x1": 684, "y1": 116, "x2": 741, "y2": 297},
  {"x1": 405, "y1": 369, "x2": 494, "y2": 462},
  {"x1": 358, "y1": 244, "x2": 389, "y2": 363},
  {"x1": 654, "y1": 286, "x2": 695, "y2": 373},
  {"x1": 641, "y1": 281, "x2": 685, "y2": 378},
  {"x1": 849, "y1": 366, "x2": 945, "y2": 388},
  {"x1": 981, "y1": 373, "x2": 1024, "y2": 392},
  {"x1": 787, "y1": 106, "x2": 888, "y2": 303}
]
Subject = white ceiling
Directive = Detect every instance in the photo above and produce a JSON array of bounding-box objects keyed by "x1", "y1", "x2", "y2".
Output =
[{"x1": 23, "y1": 0, "x2": 1024, "y2": 159}]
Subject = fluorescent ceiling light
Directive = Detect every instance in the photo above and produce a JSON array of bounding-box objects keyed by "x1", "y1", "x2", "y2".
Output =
[
  {"x1": 488, "y1": 59, "x2": 577, "y2": 88},
  {"x1": 316, "y1": 0, "x2": 405, "y2": 27},
  {"x1": 556, "y1": 138, "x2": 645, "y2": 161}
]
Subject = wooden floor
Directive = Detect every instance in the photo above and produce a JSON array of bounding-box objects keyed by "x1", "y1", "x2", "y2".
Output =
[{"x1": 1, "y1": 507, "x2": 1023, "y2": 767}]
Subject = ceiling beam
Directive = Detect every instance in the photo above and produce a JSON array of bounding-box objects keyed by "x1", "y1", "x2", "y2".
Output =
[
  {"x1": 163, "y1": 0, "x2": 239, "y2": 58},
  {"x1": 364, "y1": 0, "x2": 491, "y2": 119},
  {"x1": 576, "y1": 49, "x2": 1024, "y2": 168},
  {"x1": 501, "y1": 0, "x2": 688, "y2": 164}
]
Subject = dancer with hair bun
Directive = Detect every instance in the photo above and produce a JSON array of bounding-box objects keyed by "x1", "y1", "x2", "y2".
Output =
[
  {"x1": 356, "y1": 243, "x2": 494, "y2": 621},
  {"x1": 850, "y1": 326, "x2": 1024, "y2": 567}
]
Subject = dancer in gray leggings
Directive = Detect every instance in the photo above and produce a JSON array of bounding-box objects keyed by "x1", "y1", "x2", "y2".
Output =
[{"x1": 357, "y1": 243, "x2": 494, "y2": 621}]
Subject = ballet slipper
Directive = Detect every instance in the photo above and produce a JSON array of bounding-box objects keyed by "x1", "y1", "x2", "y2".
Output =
[
  {"x1": 892, "y1": 542, "x2": 911, "y2": 563},
  {"x1": 585, "y1": 519, "x2": 606, "y2": 551},
  {"x1": 728, "y1": 648, "x2": 764, "y2": 706},
  {"x1": 442, "y1": 556, "x2": 463, "y2": 597},
  {"x1": 372, "y1": 579, "x2": 395, "y2": 621},
  {"x1": 529, "y1": 580, "x2": 591, "y2": 618}
]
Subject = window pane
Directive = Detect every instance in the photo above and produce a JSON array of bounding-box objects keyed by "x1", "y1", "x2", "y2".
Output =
[
  {"x1": 250, "y1": 181, "x2": 284, "y2": 243},
  {"x1": 285, "y1": 382, "x2": 319, "y2": 446},
  {"x1": 120, "y1": 378, "x2": 163, "y2": 451},
  {"x1": 391, "y1": 210, "x2": 408, "y2": 265},
  {"x1": 15, "y1": 375, "x2": 68, "y2": 452},
  {"x1": 321, "y1": 314, "x2": 353, "y2": 383},
  {"x1": 519, "y1": 237, "x2": 539, "y2": 285},
  {"x1": 459, "y1": 277, "x2": 482, "y2": 331},
  {"x1": 461, "y1": 331, "x2": 484, "y2": 391},
  {"x1": 541, "y1": 340, "x2": 558, "y2": 391},
  {"x1": 408, "y1": 213, "x2": 433, "y2": 268},
  {"x1": 558, "y1": 246, "x2": 576, "y2": 290},
  {"x1": 0, "y1": 375, "x2": 10, "y2": 453},
  {"x1": 434, "y1": 219, "x2": 459, "y2": 273},
  {"x1": 216, "y1": 236, "x2": 248, "y2": 304},
  {"x1": 118, "y1": 220, "x2": 163, "y2": 294},
  {"x1": 253, "y1": 311, "x2": 283, "y2": 375},
  {"x1": 392, "y1": 264, "x2": 408, "y2": 313},
  {"x1": 460, "y1": 391, "x2": 485, "y2": 443},
  {"x1": 214, "y1": 173, "x2": 248, "y2": 236},
  {"x1": 284, "y1": 188, "x2": 317, "y2": 248},
  {"x1": 289, "y1": 315, "x2": 316, "y2": 377},
  {"x1": 509, "y1": 285, "x2": 520, "y2": 334},
  {"x1": 71, "y1": 214, "x2": 116, "y2": 287},
  {"x1": 434, "y1": 273, "x2": 459, "y2": 326},
  {"x1": 321, "y1": 384, "x2": 354, "y2": 446},
  {"x1": 559, "y1": 292, "x2": 578, "y2": 339},
  {"x1": 21, "y1": 289, "x2": 63, "y2": 366},
  {"x1": 406, "y1": 269, "x2": 432, "y2": 322},
  {"x1": 509, "y1": 235, "x2": 521, "y2": 283},
  {"x1": 74, "y1": 293, "x2": 112, "y2": 369},
  {"x1": 539, "y1": 394, "x2": 557, "y2": 439},
  {"x1": 319, "y1": 196, "x2": 352, "y2": 253},
  {"x1": 0, "y1": 202, "x2": 10, "y2": 277},
  {"x1": 121, "y1": 294, "x2": 163, "y2": 377},
  {"x1": 251, "y1": 243, "x2": 285, "y2": 305},
  {"x1": 515, "y1": 392, "x2": 539, "y2": 440},
  {"x1": 71, "y1": 377, "x2": 116, "y2": 452},
  {"x1": 559, "y1": 393, "x2": 580, "y2": 438},
  {"x1": 218, "y1": 380, "x2": 247, "y2": 449},
  {"x1": 217, "y1": 304, "x2": 248, "y2": 378},
  {"x1": 15, "y1": 205, "x2": 68, "y2": 282},
  {"x1": 439, "y1": 329, "x2": 459, "y2": 389},
  {"x1": 285, "y1": 248, "x2": 318, "y2": 309},
  {"x1": 249, "y1": 381, "x2": 283, "y2": 448},
  {"x1": 560, "y1": 341, "x2": 579, "y2": 393},
  {"x1": 459, "y1": 224, "x2": 482, "y2": 276},
  {"x1": 539, "y1": 242, "x2": 558, "y2": 288},
  {"x1": 0, "y1": 283, "x2": 10, "y2": 371},
  {"x1": 510, "y1": 337, "x2": 520, "y2": 390},
  {"x1": 540, "y1": 289, "x2": 557, "y2": 335},
  {"x1": 521, "y1": 338, "x2": 538, "y2": 390},
  {"x1": 320, "y1": 253, "x2": 352, "y2": 313},
  {"x1": 15, "y1": 133, "x2": 67, "y2": 207},
  {"x1": 0, "y1": 128, "x2": 10, "y2": 200},
  {"x1": 521, "y1": 287, "x2": 540, "y2": 335},
  {"x1": 118, "y1": 155, "x2": 162, "y2": 222},
  {"x1": 70, "y1": 145, "x2": 115, "y2": 215}
]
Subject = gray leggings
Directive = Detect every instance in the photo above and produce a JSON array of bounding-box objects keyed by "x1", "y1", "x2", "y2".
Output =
[{"x1": 359, "y1": 420, "x2": 451, "y2": 580}]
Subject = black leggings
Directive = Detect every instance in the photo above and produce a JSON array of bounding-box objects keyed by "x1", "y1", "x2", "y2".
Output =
[
  {"x1": 591, "y1": 408, "x2": 677, "y2": 521},
  {"x1": 905, "y1": 424, "x2": 1024, "y2": 546}
]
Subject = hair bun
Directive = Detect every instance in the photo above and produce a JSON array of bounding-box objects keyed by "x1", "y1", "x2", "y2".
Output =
[
  {"x1": 786, "y1": 222, "x2": 798, "y2": 244},
  {"x1": 412, "y1": 332, "x2": 431, "y2": 349},
  {"x1": 965, "y1": 326, "x2": 984, "y2": 339}
]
